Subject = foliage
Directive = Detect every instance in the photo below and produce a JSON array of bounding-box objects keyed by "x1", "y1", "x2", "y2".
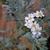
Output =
[{"x1": 0, "y1": 0, "x2": 50, "y2": 50}]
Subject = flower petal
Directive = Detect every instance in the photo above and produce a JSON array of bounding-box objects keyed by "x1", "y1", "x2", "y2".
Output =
[
  {"x1": 25, "y1": 17, "x2": 28, "y2": 20},
  {"x1": 40, "y1": 10, "x2": 44, "y2": 17}
]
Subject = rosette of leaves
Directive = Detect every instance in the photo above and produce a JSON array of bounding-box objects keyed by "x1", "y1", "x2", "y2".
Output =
[
  {"x1": 22, "y1": 32, "x2": 48, "y2": 50},
  {"x1": 31, "y1": 36, "x2": 47, "y2": 50}
]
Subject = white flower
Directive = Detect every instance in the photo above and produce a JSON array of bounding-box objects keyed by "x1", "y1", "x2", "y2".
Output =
[
  {"x1": 28, "y1": 13, "x2": 35, "y2": 18},
  {"x1": 30, "y1": 21, "x2": 42, "y2": 38},
  {"x1": 28, "y1": 13, "x2": 35, "y2": 21},
  {"x1": 35, "y1": 10, "x2": 44, "y2": 18},
  {"x1": 36, "y1": 26, "x2": 42, "y2": 31},
  {"x1": 31, "y1": 21, "x2": 42, "y2": 32},
  {"x1": 24, "y1": 11, "x2": 44, "y2": 39},
  {"x1": 35, "y1": 32, "x2": 41, "y2": 38},
  {"x1": 24, "y1": 13, "x2": 35, "y2": 24},
  {"x1": 24, "y1": 13, "x2": 35, "y2": 28},
  {"x1": 32, "y1": 31, "x2": 41, "y2": 38},
  {"x1": 35, "y1": 23, "x2": 42, "y2": 31},
  {"x1": 24, "y1": 21, "x2": 33, "y2": 29},
  {"x1": 31, "y1": 21, "x2": 38, "y2": 31},
  {"x1": 31, "y1": 27, "x2": 36, "y2": 32},
  {"x1": 32, "y1": 32, "x2": 37, "y2": 38}
]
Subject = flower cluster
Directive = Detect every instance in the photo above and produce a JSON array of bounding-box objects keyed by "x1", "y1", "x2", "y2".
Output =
[{"x1": 24, "y1": 10, "x2": 44, "y2": 38}]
